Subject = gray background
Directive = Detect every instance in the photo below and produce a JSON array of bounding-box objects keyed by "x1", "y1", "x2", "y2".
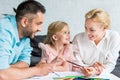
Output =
[{"x1": 0, "y1": 0, "x2": 120, "y2": 40}]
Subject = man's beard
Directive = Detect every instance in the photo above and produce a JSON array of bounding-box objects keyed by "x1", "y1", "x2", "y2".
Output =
[{"x1": 22, "y1": 30, "x2": 34, "y2": 39}]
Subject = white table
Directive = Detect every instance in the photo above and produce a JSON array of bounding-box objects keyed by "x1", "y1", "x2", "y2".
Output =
[{"x1": 25, "y1": 71, "x2": 120, "y2": 80}]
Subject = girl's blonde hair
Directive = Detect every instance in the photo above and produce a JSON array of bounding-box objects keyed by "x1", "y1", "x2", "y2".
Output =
[
  {"x1": 44, "y1": 21, "x2": 68, "y2": 46},
  {"x1": 85, "y1": 8, "x2": 110, "y2": 29}
]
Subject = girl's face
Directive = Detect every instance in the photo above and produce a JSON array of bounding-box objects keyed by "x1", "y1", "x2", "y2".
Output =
[
  {"x1": 53, "y1": 25, "x2": 70, "y2": 45},
  {"x1": 85, "y1": 19, "x2": 106, "y2": 42}
]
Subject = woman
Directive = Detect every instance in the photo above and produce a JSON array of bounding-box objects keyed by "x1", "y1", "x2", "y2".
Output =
[{"x1": 72, "y1": 8, "x2": 120, "y2": 77}]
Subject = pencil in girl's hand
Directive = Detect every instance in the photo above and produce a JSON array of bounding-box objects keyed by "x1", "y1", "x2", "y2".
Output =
[
  {"x1": 66, "y1": 60, "x2": 84, "y2": 68},
  {"x1": 52, "y1": 72, "x2": 60, "y2": 77}
]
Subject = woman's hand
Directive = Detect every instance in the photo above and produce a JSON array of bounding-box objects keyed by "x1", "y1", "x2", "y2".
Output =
[
  {"x1": 92, "y1": 62, "x2": 105, "y2": 75},
  {"x1": 80, "y1": 66, "x2": 97, "y2": 77},
  {"x1": 72, "y1": 65, "x2": 97, "y2": 77}
]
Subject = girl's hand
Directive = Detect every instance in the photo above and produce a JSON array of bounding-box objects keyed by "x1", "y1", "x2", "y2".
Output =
[
  {"x1": 51, "y1": 56, "x2": 65, "y2": 65},
  {"x1": 52, "y1": 57, "x2": 68, "y2": 71},
  {"x1": 36, "y1": 63, "x2": 53, "y2": 76},
  {"x1": 92, "y1": 62, "x2": 105, "y2": 75},
  {"x1": 51, "y1": 56, "x2": 65, "y2": 64}
]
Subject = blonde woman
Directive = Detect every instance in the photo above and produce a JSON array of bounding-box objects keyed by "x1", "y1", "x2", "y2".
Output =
[
  {"x1": 73, "y1": 8, "x2": 120, "y2": 77},
  {"x1": 38, "y1": 21, "x2": 75, "y2": 71}
]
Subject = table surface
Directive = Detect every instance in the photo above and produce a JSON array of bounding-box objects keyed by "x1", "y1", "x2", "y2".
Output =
[{"x1": 25, "y1": 71, "x2": 120, "y2": 80}]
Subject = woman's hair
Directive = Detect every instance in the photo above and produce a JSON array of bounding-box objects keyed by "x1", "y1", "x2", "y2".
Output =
[
  {"x1": 85, "y1": 8, "x2": 110, "y2": 29},
  {"x1": 16, "y1": 0, "x2": 46, "y2": 22},
  {"x1": 44, "y1": 21, "x2": 68, "y2": 46}
]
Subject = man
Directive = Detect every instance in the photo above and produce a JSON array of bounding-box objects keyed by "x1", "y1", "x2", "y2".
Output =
[{"x1": 0, "y1": 0, "x2": 52, "y2": 80}]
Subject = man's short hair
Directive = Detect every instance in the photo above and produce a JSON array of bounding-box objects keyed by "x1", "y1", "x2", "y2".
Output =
[{"x1": 16, "y1": 0, "x2": 46, "y2": 22}]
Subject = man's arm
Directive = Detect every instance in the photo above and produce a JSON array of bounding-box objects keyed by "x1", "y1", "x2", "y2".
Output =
[
  {"x1": 11, "y1": 61, "x2": 29, "y2": 68},
  {"x1": 0, "y1": 63, "x2": 53, "y2": 80}
]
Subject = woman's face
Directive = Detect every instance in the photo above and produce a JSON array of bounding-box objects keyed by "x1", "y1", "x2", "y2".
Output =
[{"x1": 85, "y1": 19, "x2": 106, "y2": 42}]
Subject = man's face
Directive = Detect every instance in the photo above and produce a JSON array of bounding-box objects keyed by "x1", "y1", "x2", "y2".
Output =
[{"x1": 23, "y1": 12, "x2": 44, "y2": 38}]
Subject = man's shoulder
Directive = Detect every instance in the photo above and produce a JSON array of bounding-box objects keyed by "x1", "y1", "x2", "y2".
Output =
[
  {"x1": 0, "y1": 16, "x2": 10, "y2": 28},
  {"x1": 0, "y1": 15, "x2": 16, "y2": 29},
  {"x1": 0, "y1": 15, "x2": 17, "y2": 36}
]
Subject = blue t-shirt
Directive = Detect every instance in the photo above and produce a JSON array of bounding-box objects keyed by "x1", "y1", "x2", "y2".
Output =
[{"x1": 0, "y1": 15, "x2": 33, "y2": 69}]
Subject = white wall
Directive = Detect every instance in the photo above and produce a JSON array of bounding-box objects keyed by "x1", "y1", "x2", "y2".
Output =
[{"x1": 0, "y1": 0, "x2": 120, "y2": 40}]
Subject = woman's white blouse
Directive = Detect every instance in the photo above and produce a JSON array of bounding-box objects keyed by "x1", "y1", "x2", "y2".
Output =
[{"x1": 72, "y1": 30, "x2": 120, "y2": 72}]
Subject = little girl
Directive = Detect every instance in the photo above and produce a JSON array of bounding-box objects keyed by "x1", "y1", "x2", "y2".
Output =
[{"x1": 38, "y1": 21, "x2": 75, "y2": 71}]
